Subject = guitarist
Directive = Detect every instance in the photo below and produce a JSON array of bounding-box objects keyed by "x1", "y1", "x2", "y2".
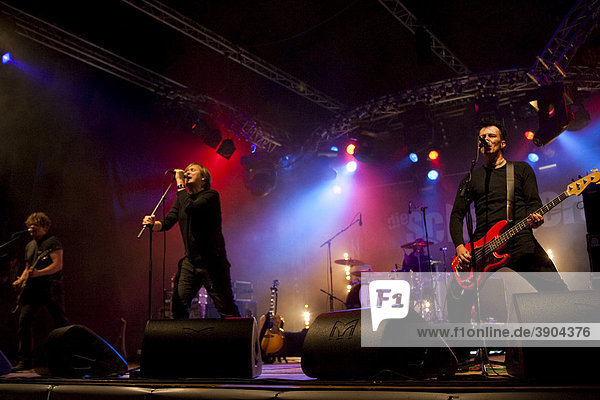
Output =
[
  {"x1": 11, "y1": 212, "x2": 69, "y2": 371},
  {"x1": 447, "y1": 119, "x2": 567, "y2": 327}
]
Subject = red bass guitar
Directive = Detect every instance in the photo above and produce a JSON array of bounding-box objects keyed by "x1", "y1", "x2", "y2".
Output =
[{"x1": 452, "y1": 171, "x2": 599, "y2": 289}]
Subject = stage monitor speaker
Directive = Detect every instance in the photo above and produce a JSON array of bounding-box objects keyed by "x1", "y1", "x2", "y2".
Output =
[
  {"x1": 140, "y1": 317, "x2": 262, "y2": 378},
  {"x1": 301, "y1": 309, "x2": 456, "y2": 380},
  {"x1": 506, "y1": 290, "x2": 600, "y2": 380},
  {"x1": 0, "y1": 350, "x2": 12, "y2": 375},
  {"x1": 45, "y1": 325, "x2": 127, "y2": 378}
]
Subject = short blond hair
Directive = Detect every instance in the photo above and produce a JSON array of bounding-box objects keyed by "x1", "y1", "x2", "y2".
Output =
[
  {"x1": 185, "y1": 162, "x2": 211, "y2": 189},
  {"x1": 25, "y1": 212, "x2": 52, "y2": 231}
]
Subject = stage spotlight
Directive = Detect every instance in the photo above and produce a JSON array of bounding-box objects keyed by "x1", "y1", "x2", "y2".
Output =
[
  {"x1": 346, "y1": 143, "x2": 356, "y2": 155},
  {"x1": 192, "y1": 118, "x2": 222, "y2": 149},
  {"x1": 2, "y1": 52, "x2": 11, "y2": 64},
  {"x1": 330, "y1": 146, "x2": 339, "y2": 152},
  {"x1": 566, "y1": 103, "x2": 590, "y2": 131},
  {"x1": 346, "y1": 161, "x2": 357, "y2": 173},
  {"x1": 409, "y1": 153, "x2": 419, "y2": 163},
  {"x1": 530, "y1": 83, "x2": 574, "y2": 146},
  {"x1": 528, "y1": 153, "x2": 539, "y2": 163},
  {"x1": 241, "y1": 155, "x2": 277, "y2": 197},
  {"x1": 216, "y1": 139, "x2": 236, "y2": 159},
  {"x1": 428, "y1": 150, "x2": 439, "y2": 161},
  {"x1": 524, "y1": 131, "x2": 535, "y2": 140},
  {"x1": 427, "y1": 170, "x2": 439, "y2": 181},
  {"x1": 333, "y1": 185, "x2": 343, "y2": 194}
]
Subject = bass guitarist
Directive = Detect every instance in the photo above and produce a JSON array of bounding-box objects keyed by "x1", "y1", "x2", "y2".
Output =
[
  {"x1": 11, "y1": 212, "x2": 69, "y2": 371},
  {"x1": 447, "y1": 118, "x2": 567, "y2": 327}
]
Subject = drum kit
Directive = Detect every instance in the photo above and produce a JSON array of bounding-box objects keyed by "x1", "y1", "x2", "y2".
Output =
[{"x1": 336, "y1": 238, "x2": 447, "y2": 321}]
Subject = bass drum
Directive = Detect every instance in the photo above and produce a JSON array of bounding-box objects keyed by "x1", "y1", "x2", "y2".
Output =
[
  {"x1": 402, "y1": 252, "x2": 433, "y2": 272},
  {"x1": 345, "y1": 284, "x2": 361, "y2": 309}
]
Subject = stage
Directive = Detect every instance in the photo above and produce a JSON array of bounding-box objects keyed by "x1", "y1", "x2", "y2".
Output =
[{"x1": 1, "y1": 357, "x2": 599, "y2": 400}]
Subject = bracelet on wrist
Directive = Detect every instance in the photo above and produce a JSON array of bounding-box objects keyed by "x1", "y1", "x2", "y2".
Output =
[{"x1": 177, "y1": 183, "x2": 186, "y2": 190}]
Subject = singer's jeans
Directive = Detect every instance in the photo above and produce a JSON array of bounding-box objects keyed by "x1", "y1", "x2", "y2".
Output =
[
  {"x1": 17, "y1": 279, "x2": 69, "y2": 364},
  {"x1": 171, "y1": 256, "x2": 240, "y2": 319}
]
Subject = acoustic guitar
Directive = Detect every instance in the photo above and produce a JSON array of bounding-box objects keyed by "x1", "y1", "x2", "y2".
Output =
[
  {"x1": 452, "y1": 171, "x2": 599, "y2": 289},
  {"x1": 258, "y1": 280, "x2": 286, "y2": 357}
]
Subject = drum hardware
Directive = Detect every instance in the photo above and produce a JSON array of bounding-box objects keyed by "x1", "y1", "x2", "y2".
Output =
[
  {"x1": 334, "y1": 258, "x2": 367, "y2": 267},
  {"x1": 350, "y1": 268, "x2": 372, "y2": 277},
  {"x1": 400, "y1": 239, "x2": 434, "y2": 250}
]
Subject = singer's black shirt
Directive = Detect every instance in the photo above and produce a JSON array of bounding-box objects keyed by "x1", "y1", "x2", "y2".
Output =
[
  {"x1": 160, "y1": 188, "x2": 228, "y2": 262},
  {"x1": 449, "y1": 161, "x2": 542, "y2": 257}
]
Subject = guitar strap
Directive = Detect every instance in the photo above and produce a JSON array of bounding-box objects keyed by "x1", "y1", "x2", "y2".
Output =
[{"x1": 506, "y1": 161, "x2": 514, "y2": 223}]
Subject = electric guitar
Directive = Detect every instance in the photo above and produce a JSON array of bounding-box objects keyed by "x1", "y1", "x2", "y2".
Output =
[
  {"x1": 258, "y1": 280, "x2": 286, "y2": 357},
  {"x1": 452, "y1": 171, "x2": 600, "y2": 289},
  {"x1": 12, "y1": 248, "x2": 53, "y2": 313}
]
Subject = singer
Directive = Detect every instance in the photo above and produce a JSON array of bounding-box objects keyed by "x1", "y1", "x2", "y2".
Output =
[
  {"x1": 12, "y1": 212, "x2": 69, "y2": 371},
  {"x1": 447, "y1": 119, "x2": 566, "y2": 330},
  {"x1": 142, "y1": 163, "x2": 240, "y2": 319}
]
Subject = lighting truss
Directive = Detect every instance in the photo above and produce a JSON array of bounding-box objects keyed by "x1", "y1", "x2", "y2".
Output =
[
  {"x1": 526, "y1": 0, "x2": 600, "y2": 85},
  {"x1": 312, "y1": 69, "x2": 537, "y2": 141},
  {"x1": 0, "y1": 1, "x2": 286, "y2": 153},
  {"x1": 314, "y1": 0, "x2": 600, "y2": 142},
  {"x1": 377, "y1": 0, "x2": 471, "y2": 75},
  {"x1": 121, "y1": 0, "x2": 346, "y2": 114}
]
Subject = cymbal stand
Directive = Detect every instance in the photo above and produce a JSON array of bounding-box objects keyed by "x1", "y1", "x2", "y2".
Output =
[{"x1": 320, "y1": 214, "x2": 361, "y2": 312}]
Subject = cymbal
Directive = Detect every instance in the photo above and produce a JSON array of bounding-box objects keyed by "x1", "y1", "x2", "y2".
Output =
[
  {"x1": 350, "y1": 269, "x2": 372, "y2": 277},
  {"x1": 334, "y1": 258, "x2": 366, "y2": 266},
  {"x1": 400, "y1": 239, "x2": 434, "y2": 249}
]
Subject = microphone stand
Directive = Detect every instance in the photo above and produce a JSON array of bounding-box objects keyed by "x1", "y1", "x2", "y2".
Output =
[
  {"x1": 460, "y1": 136, "x2": 502, "y2": 375},
  {"x1": 0, "y1": 235, "x2": 27, "y2": 253},
  {"x1": 319, "y1": 215, "x2": 361, "y2": 312},
  {"x1": 137, "y1": 178, "x2": 175, "y2": 322}
]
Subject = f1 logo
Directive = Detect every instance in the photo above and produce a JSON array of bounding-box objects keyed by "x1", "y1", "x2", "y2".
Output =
[{"x1": 368, "y1": 280, "x2": 410, "y2": 331}]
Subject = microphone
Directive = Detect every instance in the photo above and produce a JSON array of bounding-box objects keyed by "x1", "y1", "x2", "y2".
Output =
[
  {"x1": 478, "y1": 136, "x2": 489, "y2": 147},
  {"x1": 359, "y1": 213, "x2": 363, "y2": 226},
  {"x1": 408, "y1": 201, "x2": 412, "y2": 214},
  {"x1": 11, "y1": 228, "x2": 32, "y2": 238},
  {"x1": 167, "y1": 170, "x2": 190, "y2": 179}
]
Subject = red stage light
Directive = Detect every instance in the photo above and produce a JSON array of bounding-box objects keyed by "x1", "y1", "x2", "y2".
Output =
[
  {"x1": 524, "y1": 131, "x2": 535, "y2": 140},
  {"x1": 346, "y1": 143, "x2": 356, "y2": 155},
  {"x1": 428, "y1": 150, "x2": 439, "y2": 160}
]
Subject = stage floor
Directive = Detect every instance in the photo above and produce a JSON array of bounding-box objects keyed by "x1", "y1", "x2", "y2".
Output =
[{"x1": 2, "y1": 356, "x2": 600, "y2": 400}]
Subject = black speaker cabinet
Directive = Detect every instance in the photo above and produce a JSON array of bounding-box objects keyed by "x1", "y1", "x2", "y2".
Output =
[
  {"x1": 583, "y1": 185, "x2": 600, "y2": 234},
  {"x1": 45, "y1": 325, "x2": 127, "y2": 378},
  {"x1": 0, "y1": 350, "x2": 11, "y2": 375},
  {"x1": 141, "y1": 317, "x2": 262, "y2": 378},
  {"x1": 301, "y1": 309, "x2": 456, "y2": 380},
  {"x1": 506, "y1": 291, "x2": 600, "y2": 380}
]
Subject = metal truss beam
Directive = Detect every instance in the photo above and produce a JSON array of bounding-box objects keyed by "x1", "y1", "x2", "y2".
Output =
[
  {"x1": 527, "y1": 0, "x2": 600, "y2": 85},
  {"x1": 377, "y1": 0, "x2": 471, "y2": 75},
  {"x1": 121, "y1": 0, "x2": 346, "y2": 114},
  {"x1": 313, "y1": 69, "x2": 536, "y2": 141},
  {"x1": 0, "y1": 1, "x2": 285, "y2": 153}
]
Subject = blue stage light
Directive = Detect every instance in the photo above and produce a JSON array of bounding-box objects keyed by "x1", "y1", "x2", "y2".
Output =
[
  {"x1": 330, "y1": 146, "x2": 339, "y2": 152},
  {"x1": 409, "y1": 153, "x2": 418, "y2": 163},
  {"x1": 528, "y1": 153, "x2": 539, "y2": 163},
  {"x1": 427, "y1": 170, "x2": 439, "y2": 181},
  {"x1": 2, "y1": 52, "x2": 11, "y2": 64}
]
